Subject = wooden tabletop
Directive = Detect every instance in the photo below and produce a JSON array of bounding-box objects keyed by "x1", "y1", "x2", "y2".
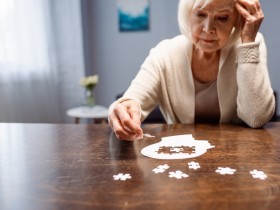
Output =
[{"x1": 1, "y1": 123, "x2": 280, "y2": 210}]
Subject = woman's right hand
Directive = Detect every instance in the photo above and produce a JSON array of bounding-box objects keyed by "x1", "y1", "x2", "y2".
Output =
[
  {"x1": 109, "y1": 99, "x2": 143, "y2": 141},
  {"x1": 235, "y1": 0, "x2": 264, "y2": 43}
]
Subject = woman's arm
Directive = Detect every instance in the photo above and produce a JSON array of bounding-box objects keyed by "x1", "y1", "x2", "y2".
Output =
[
  {"x1": 236, "y1": 33, "x2": 275, "y2": 128},
  {"x1": 108, "y1": 45, "x2": 164, "y2": 140}
]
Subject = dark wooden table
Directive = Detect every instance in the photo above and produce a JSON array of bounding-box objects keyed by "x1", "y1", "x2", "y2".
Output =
[{"x1": 1, "y1": 123, "x2": 280, "y2": 210}]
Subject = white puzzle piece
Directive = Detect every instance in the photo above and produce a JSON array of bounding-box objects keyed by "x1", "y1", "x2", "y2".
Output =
[
  {"x1": 113, "y1": 173, "x2": 132, "y2": 181},
  {"x1": 141, "y1": 134, "x2": 214, "y2": 159},
  {"x1": 215, "y1": 167, "x2": 236, "y2": 175},
  {"x1": 143, "y1": 133, "x2": 155, "y2": 138},
  {"x1": 152, "y1": 164, "x2": 170, "y2": 174},
  {"x1": 188, "y1": 161, "x2": 201, "y2": 170},
  {"x1": 250, "y1": 169, "x2": 267, "y2": 180},
  {"x1": 169, "y1": 170, "x2": 189, "y2": 179}
]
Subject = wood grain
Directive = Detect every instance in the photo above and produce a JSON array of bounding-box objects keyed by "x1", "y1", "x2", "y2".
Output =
[{"x1": 0, "y1": 123, "x2": 280, "y2": 210}]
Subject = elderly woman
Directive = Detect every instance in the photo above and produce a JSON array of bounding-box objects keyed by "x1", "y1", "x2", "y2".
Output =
[{"x1": 109, "y1": 0, "x2": 275, "y2": 140}]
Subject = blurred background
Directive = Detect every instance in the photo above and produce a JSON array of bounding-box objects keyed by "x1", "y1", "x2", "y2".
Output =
[{"x1": 0, "y1": 0, "x2": 279, "y2": 123}]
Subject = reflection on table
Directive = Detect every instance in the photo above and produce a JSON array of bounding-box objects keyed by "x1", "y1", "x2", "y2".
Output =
[{"x1": 1, "y1": 123, "x2": 280, "y2": 210}]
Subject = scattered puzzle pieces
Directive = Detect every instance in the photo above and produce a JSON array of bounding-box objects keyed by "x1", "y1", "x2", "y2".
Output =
[
  {"x1": 188, "y1": 161, "x2": 200, "y2": 170},
  {"x1": 113, "y1": 173, "x2": 132, "y2": 181},
  {"x1": 250, "y1": 169, "x2": 267, "y2": 180},
  {"x1": 215, "y1": 167, "x2": 236, "y2": 175},
  {"x1": 169, "y1": 170, "x2": 189, "y2": 179},
  {"x1": 113, "y1": 167, "x2": 268, "y2": 182}
]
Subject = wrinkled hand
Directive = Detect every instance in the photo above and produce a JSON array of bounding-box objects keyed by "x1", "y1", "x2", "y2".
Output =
[
  {"x1": 109, "y1": 100, "x2": 143, "y2": 141},
  {"x1": 235, "y1": 0, "x2": 264, "y2": 43}
]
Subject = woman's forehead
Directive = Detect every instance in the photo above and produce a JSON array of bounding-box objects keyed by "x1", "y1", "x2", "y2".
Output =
[{"x1": 194, "y1": 0, "x2": 235, "y2": 12}]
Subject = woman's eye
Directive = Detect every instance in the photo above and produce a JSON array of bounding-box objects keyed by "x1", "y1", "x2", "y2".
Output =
[
  {"x1": 196, "y1": 12, "x2": 206, "y2": 18},
  {"x1": 217, "y1": 16, "x2": 229, "y2": 23}
]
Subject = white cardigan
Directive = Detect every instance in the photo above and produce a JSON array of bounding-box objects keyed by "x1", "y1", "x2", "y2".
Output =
[{"x1": 115, "y1": 33, "x2": 275, "y2": 128}]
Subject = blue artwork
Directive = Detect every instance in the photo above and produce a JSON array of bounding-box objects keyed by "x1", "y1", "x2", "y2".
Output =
[{"x1": 118, "y1": 0, "x2": 149, "y2": 31}]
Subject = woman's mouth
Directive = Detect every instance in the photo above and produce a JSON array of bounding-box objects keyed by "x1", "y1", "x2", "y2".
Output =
[{"x1": 201, "y1": 39, "x2": 216, "y2": 43}]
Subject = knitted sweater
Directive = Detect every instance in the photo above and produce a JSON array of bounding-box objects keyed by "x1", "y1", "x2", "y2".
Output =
[{"x1": 116, "y1": 33, "x2": 275, "y2": 128}]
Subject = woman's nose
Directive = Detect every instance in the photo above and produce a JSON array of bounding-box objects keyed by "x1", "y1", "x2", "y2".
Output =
[{"x1": 203, "y1": 18, "x2": 215, "y2": 34}]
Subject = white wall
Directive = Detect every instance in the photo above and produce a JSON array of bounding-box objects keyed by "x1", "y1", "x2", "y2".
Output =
[
  {"x1": 83, "y1": 0, "x2": 280, "y2": 114},
  {"x1": 259, "y1": 0, "x2": 280, "y2": 113},
  {"x1": 82, "y1": 0, "x2": 180, "y2": 107}
]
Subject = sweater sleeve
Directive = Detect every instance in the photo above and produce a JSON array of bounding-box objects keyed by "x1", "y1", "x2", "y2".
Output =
[
  {"x1": 120, "y1": 45, "x2": 164, "y2": 121},
  {"x1": 236, "y1": 32, "x2": 275, "y2": 128}
]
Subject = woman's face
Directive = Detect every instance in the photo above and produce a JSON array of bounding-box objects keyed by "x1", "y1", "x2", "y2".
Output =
[{"x1": 190, "y1": 0, "x2": 237, "y2": 52}]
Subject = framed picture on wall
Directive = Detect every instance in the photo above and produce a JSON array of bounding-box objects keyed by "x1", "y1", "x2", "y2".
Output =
[{"x1": 117, "y1": 0, "x2": 149, "y2": 32}]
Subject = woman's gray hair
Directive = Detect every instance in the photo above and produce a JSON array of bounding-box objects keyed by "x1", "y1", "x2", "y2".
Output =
[{"x1": 177, "y1": 0, "x2": 241, "y2": 48}]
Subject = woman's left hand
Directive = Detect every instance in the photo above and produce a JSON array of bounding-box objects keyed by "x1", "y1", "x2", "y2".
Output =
[{"x1": 235, "y1": 0, "x2": 264, "y2": 43}]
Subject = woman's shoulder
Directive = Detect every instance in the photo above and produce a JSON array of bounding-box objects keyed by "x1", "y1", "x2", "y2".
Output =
[
  {"x1": 155, "y1": 35, "x2": 190, "y2": 49},
  {"x1": 149, "y1": 35, "x2": 191, "y2": 58}
]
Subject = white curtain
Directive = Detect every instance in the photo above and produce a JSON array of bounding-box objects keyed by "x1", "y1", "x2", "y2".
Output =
[{"x1": 0, "y1": 0, "x2": 85, "y2": 123}]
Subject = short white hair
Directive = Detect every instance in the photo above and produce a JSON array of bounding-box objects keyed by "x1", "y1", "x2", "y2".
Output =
[{"x1": 177, "y1": 0, "x2": 241, "y2": 48}]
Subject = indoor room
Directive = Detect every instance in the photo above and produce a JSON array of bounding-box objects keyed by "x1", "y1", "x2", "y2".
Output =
[{"x1": 1, "y1": 0, "x2": 280, "y2": 209}]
